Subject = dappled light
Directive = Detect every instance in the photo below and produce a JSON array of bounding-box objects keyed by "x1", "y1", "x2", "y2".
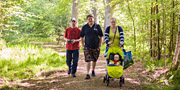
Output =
[
  {"x1": 0, "y1": 0, "x2": 180, "y2": 89},
  {"x1": 125, "y1": 78, "x2": 141, "y2": 85}
]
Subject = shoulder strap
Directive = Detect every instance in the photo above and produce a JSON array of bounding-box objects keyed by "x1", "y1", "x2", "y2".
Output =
[{"x1": 112, "y1": 26, "x2": 117, "y2": 43}]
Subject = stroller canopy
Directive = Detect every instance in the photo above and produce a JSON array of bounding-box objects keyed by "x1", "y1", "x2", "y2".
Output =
[{"x1": 107, "y1": 46, "x2": 124, "y2": 59}]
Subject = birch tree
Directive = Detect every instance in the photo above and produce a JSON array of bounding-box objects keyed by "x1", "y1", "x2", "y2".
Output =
[
  {"x1": 104, "y1": 0, "x2": 115, "y2": 30},
  {"x1": 171, "y1": 3, "x2": 180, "y2": 70},
  {"x1": 72, "y1": 0, "x2": 79, "y2": 23}
]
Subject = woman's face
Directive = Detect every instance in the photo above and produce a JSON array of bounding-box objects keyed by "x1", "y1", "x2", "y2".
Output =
[{"x1": 111, "y1": 19, "x2": 116, "y2": 27}]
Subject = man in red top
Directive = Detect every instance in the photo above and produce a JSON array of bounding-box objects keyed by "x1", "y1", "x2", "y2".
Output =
[{"x1": 64, "y1": 18, "x2": 81, "y2": 77}]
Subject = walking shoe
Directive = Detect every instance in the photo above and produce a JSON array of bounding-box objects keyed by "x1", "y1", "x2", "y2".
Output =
[
  {"x1": 92, "y1": 70, "x2": 95, "y2": 77},
  {"x1": 72, "y1": 74, "x2": 76, "y2": 77},
  {"x1": 68, "y1": 69, "x2": 71, "y2": 74},
  {"x1": 85, "y1": 74, "x2": 90, "y2": 79}
]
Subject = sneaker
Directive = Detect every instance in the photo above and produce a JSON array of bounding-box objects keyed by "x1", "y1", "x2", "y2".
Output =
[
  {"x1": 68, "y1": 69, "x2": 71, "y2": 74},
  {"x1": 72, "y1": 74, "x2": 76, "y2": 77},
  {"x1": 85, "y1": 74, "x2": 90, "y2": 79},
  {"x1": 92, "y1": 70, "x2": 95, "y2": 77}
]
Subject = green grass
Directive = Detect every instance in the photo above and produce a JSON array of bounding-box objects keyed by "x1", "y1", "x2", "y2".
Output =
[
  {"x1": 0, "y1": 41, "x2": 66, "y2": 79},
  {"x1": 2, "y1": 32, "x2": 58, "y2": 43}
]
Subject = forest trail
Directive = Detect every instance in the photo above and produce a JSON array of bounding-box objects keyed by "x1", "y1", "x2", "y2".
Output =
[{"x1": 5, "y1": 43, "x2": 158, "y2": 90}]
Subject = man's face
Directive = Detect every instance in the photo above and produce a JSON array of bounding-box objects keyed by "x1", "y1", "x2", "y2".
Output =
[
  {"x1": 71, "y1": 20, "x2": 76, "y2": 26},
  {"x1": 87, "y1": 17, "x2": 94, "y2": 25}
]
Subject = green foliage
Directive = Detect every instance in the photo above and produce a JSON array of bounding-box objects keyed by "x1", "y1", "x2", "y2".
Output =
[
  {"x1": 160, "y1": 84, "x2": 180, "y2": 90},
  {"x1": 167, "y1": 70, "x2": 180, "y2": 85},
  {"x1": 142, "y1": 84, "x2": 180, "y2": 90},
  {"x1": 0, "y1": 42, "x2": 66, "y2": 79},
  {"x1": 1, "y1": 85, "x2": 11, "y2": 90},
  {"x1": 0, "y1": 0, "x2": 72, "y2": 39},
  {"x1": 141, "y1": 84, "x2": 159, "y2": 90}
]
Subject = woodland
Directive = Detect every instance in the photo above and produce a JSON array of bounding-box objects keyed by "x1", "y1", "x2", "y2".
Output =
[{"x1": 0, "y1": 0, "x2": 180, "y2": 89}]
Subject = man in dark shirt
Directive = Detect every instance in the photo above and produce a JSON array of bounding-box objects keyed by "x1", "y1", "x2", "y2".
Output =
[{"x1": 80, "y1": 14, "x2": 103, "y2": 79}]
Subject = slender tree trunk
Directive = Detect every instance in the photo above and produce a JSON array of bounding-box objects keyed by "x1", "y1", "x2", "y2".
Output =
[
  {"x1": 150, "y1": 1, "x2": 153, "y2": 57},
  {"x1": 72, "y1": 0, "x2": 79, "y2": 23},
  {"x1": 161, "y1": 0, "x2": 166, "y2": 67},
  {"x1": 169, "y1": 0, "x2": 175, "y2": 57},
  {"x1": 153, "y1": 5, "x2": 156, "y2": 57},
  {"x1": 90, "y1": 0, "x2": 98, "y2": 23},
  {"x1": 126, "y1": 0, "x2": 136, "y2": 52},
  {"x1": 104, "y1": 0, "x2": 115, "y2": 30},
  {"x1": 0, "y1": 2, "x2": 2, "y2": 37},
  {"x1": 172, "y1": 0, "x2": 176, "y2": 52},
  {"x1": 156, "y1": 0, "x2": 161, "y2": 60},
  {"x1": 170, "y1": 2, "x2": 180, "y2": 70}
]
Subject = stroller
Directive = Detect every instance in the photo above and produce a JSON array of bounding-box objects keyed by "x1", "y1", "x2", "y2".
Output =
[{"x1": 103, "y1": 46, "x2": 125, "y2": 87}]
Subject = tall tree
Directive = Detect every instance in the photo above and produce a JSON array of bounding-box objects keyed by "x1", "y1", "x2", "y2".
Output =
[
  {"x1": 90, "y1": 0, "x2": 98, "y2": 23},
  {"x1": 152, "y1": 3, "x2": 157, "y2": 57},
  {"x1": 72, "y1": 0, "x2": 79, "y2": 23},
  {"x1": 156, "y1": 0, "x2": 160, "y2": 60},
  {"x1": 0, "y1": 1, "x2": 2, "y2": 37},
  {"x1": 169, "y1": 0, "x2": 175, "y2": 57},
  {"x1": 171, "y1": 1, "x2": 180, "y2": 70},
  {"x1": 150, "y1": 1, "x2": 153, "y2": 57},
  {"x1": 104, "y1": 0, "x2": 115, "y2": 30},
  {"x1": 161, "y1": 0, "x2": 167, "y2": 67},
  {"x1": 126, "y1": 0, "x2": 136, "y2": 52}
]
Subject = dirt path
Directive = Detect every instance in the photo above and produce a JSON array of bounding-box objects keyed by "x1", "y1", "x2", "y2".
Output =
[
  {"x1": 2, "y1": 43, "x2": 157, "y2": 90},
  {"x1": 18, "y1": 53, "x2": 148, "y2": 90}
]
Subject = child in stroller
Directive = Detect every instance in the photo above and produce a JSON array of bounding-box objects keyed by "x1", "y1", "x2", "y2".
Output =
[
  {"x1": 103, "y1": 46, "x2": 125, "y2": 87},
  {"x1": 109, "y1": 54, "x2": 121, "y2": 65}
]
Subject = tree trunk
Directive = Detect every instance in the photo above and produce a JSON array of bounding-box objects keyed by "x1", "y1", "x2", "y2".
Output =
[
  {"x1": 72, "y1": 0, "x2": 79, "y2": 23},
  {"x1": 152, "y1": 4, "x2": 156, "y2": 57},
  {"x1": 172, "y1": 0, "x2": 176, "y2": 53},
  {"x1": 0, "y1": 2, "x2": 2, "y2": 37},
  {"x1": 90, "y1": 0, "x2": 98, "y2": 23},
  {"x1": 156, "y1": 0, "x2": 161, "y2": 60},
  {"x1": 104, "y1": 0, "x2": 115, "y2": 30},
  {"x1": 169, "y1": 0, "x2": 175, "y2": 57},
  {"x1": 161, "y1": 0, "x2": 166, "y2": 68},
  {"x1": 170, "y1": 4, "x2": 180, "y2": 70},
  {"x1": 150, "y1": 1, "x2": 153, "y2": 57},
  {"x1": 126, "y1": 0, "x2": 136, "y2": 52}
]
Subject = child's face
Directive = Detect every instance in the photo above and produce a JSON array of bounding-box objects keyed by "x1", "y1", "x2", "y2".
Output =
[{"x1": 114, "y1": 55, "x2": 119, "y2": 60}]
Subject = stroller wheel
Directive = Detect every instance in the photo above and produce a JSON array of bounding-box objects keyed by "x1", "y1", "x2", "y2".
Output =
[
  {"x1": 120, "y1": 82, "x2": 122, "y2": 87},
  {"x1": 106, "y1": 79, "x2": 109, "y2": 86},
  {"x1": 122, "y1": 77, "x2": 125, "y2": 84},
  {"x1": 106, "y1": 75, "x2": 109, "y2": 86},
  {"x1": 121, "y1": 76, "x2": 125, "y2": 84},
  {"x1": 119, "y1": 77, "x2": 124, "y2": 87},
  {"x1": 103, "y1": 76, "x2": 106, "y2": 83}
]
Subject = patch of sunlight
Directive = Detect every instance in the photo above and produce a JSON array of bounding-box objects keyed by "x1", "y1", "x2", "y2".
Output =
[
  {"x1": 46, "y1": 80, "x2": 62, "y2": 84},
  {"x1": 58, "y1": 52, "x2": 66, "y2": 56},
  {"x1": 126, "y1": 78, "x2": 141, "y2": 85},
  {"x1": 0, "y1": 46, "x2": 41, "y2": 62},
  {"x1": 17, "y1": 82, "x2": 36, "y2": 87},
  {"x1": 63, "y1": 80, "x2": 87, "y2": 86},
  {"x1": 0, "y1": 48, "x2": 12, "y2": 60}
]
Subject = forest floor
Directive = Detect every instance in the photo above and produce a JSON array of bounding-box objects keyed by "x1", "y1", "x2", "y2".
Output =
[{"x1": 0, "y1": 42, "x2": 166, "y2": 90}]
